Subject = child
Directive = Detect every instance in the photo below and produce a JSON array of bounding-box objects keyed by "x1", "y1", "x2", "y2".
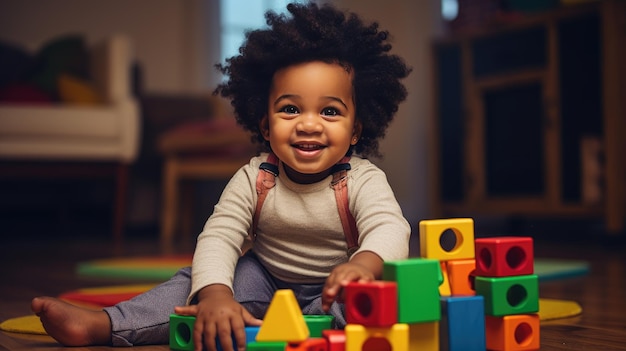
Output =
[{"x1": 31, "y1": 2, "x2": 412, "y2": 351}]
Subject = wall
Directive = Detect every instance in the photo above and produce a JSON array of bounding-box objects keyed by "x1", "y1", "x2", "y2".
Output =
[{"x1": 0, "y1": 0, "x2": 221, "y2": 93}]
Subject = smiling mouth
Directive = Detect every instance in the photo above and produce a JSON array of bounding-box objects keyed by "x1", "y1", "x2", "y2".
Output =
[{"x1": 293, "y1": 144, "x2": 325, "y2": 151}]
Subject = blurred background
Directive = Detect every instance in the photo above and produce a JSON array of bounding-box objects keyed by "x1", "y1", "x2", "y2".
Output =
[{"x1": 0, "y1": 0, "x2": 623, "y2": 249}]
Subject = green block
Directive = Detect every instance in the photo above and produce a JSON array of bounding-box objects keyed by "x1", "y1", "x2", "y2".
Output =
[
  {"x1": 169, "y1": 314, "x2": 195, "y2": 351},
  {"x1": 303, "y1": 315, "x2": 334, "y2": 337},
  {"x1": 246, "y1": 341, "x2": 288, "y2": 350},
  {"x1": 383, "y1": 258, "x2": 441, "y2": 323},
  {"x1": 475, "y1": 274, "x2": 539, "y2": 316}
]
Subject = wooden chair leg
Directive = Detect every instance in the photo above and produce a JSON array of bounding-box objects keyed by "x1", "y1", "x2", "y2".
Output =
[
  {"x1": 181, "y1": 180, "x2": 195, "y2": 247},
  {"x1": 161, "y1": 157, "x2": 180, "y2": 251},
  {"x1": 113, "y1": 163, "x2": 129, "y2": 249}
]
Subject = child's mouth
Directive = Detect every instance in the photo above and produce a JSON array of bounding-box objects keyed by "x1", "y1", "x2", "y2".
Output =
[{"x1": 293, "y1": 144, "x2": 325, "y2": 151}]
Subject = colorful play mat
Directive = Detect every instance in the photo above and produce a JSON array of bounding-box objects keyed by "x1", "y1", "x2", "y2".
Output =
[{"x1": 0, "y1": 256, "x2": 589, "y2": 336}]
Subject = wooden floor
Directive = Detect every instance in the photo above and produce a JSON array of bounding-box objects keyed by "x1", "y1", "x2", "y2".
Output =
[{"x1": 0, "y1": 227, "x2": 625, "y2": 350}]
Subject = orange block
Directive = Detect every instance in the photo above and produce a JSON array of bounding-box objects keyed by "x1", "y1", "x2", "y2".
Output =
[
  {"x1": 447, "y1": 259, "x2": 476, "y2": 296},
  {"x1": 485, "y1": 314, "x2": 540, "y2": 351},
  {"x1": 286, "y1": 338, "x2": 327, "y2": 350},
  {"x1": 256, "y1": 290, "x2": 310, "y2": 343}
]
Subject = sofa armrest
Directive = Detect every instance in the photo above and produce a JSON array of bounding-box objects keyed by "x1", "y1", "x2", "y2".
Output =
[{"x1": 91, "y1": 35, "x2": 133, "y2": 104}]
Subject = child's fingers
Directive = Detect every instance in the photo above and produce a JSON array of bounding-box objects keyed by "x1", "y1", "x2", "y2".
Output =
[
  {"x1": 174, "y1": 305, "x2": 198, "y2": 316},
  {"x1": 194, "y1": 317, "x2": 217, "y2": 351},
  {"x1": 242, "y1": 308, "x2": 263, "y2": 327}
]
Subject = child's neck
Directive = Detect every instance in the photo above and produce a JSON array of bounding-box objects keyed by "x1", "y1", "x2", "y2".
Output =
[{"x1": 283, "y1": 164, "x2": 332, "y2": 184}]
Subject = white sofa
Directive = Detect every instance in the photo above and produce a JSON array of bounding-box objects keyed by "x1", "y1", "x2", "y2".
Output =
[
  {"x1": 0, "y1": 35, "x2": 140, "y2": 162},
  {"x1": 0, "y1": 35, "x2": 141, "y2": 245}
]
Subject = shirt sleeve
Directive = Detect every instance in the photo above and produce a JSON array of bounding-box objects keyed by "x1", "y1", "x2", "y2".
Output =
[
  {"x1": 187, "y1": 157, "x2": 259, "y2": 304},
  {"x1": 348, "y1": 160, "x2": 411, "y2": 262}
]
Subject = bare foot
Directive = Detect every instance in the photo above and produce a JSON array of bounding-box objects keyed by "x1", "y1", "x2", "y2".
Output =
[{"x1": 31, "y1": 296, "x2": 111, "y2": 346}]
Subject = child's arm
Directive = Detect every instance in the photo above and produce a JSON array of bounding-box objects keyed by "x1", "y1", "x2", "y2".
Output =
[
  {"x1": 174, "y1": 284, "x2": 262, "y2": 351},
  {"x1": 320, "y1": 251, "x2": 383, "y2": 312}
]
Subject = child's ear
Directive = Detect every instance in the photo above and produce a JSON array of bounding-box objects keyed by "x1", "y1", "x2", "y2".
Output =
[
  {"x1": 260, "y1": 115, "x2": 270, "y2": 140},
  {"x1": 351, "y1": 121, "x2": 363, "y2": 145}
]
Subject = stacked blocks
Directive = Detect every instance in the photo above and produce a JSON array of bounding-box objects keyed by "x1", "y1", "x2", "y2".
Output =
[
  {"x1": 474, "y1": 237, "x2": 540, "y2": 350},
  {"x1": 420, "y1": 218, "x2": 477, "y2": 298},
  {"x1": 169, "y1": 218, "x2": 541, "y2": 350},
  {"x1": 420, "y1": 218, "x2": 485, "y2": 351}
]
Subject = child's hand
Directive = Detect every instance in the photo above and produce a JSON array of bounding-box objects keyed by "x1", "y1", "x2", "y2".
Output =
[
  {"x1": 174, "y1": 284, "x2": 262, "y2": 351},
  {"x1": 321, "y1": 251, "x2": 383, "y2": 312}
]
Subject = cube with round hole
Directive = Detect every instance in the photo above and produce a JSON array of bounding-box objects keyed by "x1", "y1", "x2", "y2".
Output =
[
  {"x1": 475, "y1": 275, "x2": 539, "y2": 316},
  {"x1": 345, "y1": 281, "x2": 398, "y2": 327},
  {"x1": 485, "y1": 314, "x2": 540, "y2": 351},
  {"x1": 475, "y1": 237, "x2": 534, "y2": 277},
  {"x1": 169, "y1": 314, "x2": 195, "y2": 351},
  {"x1": 419, "y1": 218, "x2": 475, "y2": 261},
  {"x1": 447, "y1": 259, "x2": 476, "y2": 295}
]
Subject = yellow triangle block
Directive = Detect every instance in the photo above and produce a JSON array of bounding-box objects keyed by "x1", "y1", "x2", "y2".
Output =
[{"x1": 256, "y1": 289, "x2": 309, "y2": 342}]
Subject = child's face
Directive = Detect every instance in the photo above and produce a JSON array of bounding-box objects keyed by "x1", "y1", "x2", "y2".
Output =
[{"x1": 262, "y1": 61, "x2": 361, "y2": 184}]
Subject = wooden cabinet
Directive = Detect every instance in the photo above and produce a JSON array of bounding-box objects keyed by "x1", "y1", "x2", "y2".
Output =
[{"x1": 431, "y1": 1, "x2": 626, "y2": 234}]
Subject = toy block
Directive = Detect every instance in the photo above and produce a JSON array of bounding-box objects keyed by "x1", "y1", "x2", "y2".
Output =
[
  {"x1": 303, "y1": 315, "x2": 334, "y2": 337},
  {"x1": 247, "y1": 341, "x2": 288, "y2": 350},
  {"x1": 345, "y1": 324, "x2": 409, "y2": 351},
  {"x1": 447, "y1": 259, "x2": 476, "y2": 295},
  {"x1": 475, "y1": 275, "x2": 539, "y2": 316},
  {"x1": 383, "y1": 258, "x2": 441, "y2": 323},
  {"x1": 440, "y1": 295, "x2": 486, "y2": 351},
  {"x1": 485, "y1": 314, "x2": 540, "y2": 351},
  {"x1": 256, "y1": 289, "x2": 309, "y2": 343},
  {"x1": 408, "y1": 322, "x2": 439, "y2": 351},
  {"x1": 345, "y1": 281, "x2": 398, "y2": 327},
  {"x1": 475, "y1": 237, "x2": 534, "y2": 277},
  {"x1": 419, "y1": 218, "x2": 475, "y2": 261},
  {"x1": 219, "y1": 326, "x2": 260, "y2": 351},
  {"x1": 439, "y1": 261, "x2": 451, "y2": 296},
  {"x1": 169, "y1": 314, "x2": 195, "y2": 351},
  {"x1": 322, "y1": 329, "x2": 345, "y2": 351},
  {"x1": 286, "y1": 338, "x2": 328, "y2": 350},
  {"x1": 169, "y1": 314, "x2": 260, "y2": 351}
]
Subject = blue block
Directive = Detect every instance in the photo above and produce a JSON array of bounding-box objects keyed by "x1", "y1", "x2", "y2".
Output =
[
  {"x1": 440, "y1": 296, "x2": 486, "y2": 351},
  {"x1": 216, "y1": 326, "x2": 260, "y2": 351}
]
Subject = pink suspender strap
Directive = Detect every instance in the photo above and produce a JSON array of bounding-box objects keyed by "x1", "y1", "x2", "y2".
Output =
[
  {"x1": 330, "y1": 156, "x2": 359, "y2": 256},
  {"x1": 252, "y1": 153, "x2": 279, "y2": 241},
  {"x1": 252, "y1": 153, "x2": 359, "y2": 256}
]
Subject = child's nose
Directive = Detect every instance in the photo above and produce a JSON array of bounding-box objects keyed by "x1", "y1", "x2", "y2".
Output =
[{"x1": 296, "y1": 113, "x2": 323, "y2": 133}]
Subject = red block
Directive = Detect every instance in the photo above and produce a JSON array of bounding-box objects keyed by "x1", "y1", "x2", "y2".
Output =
[
  {"x1": 345, "y1": 281, "x2": 398, "y2": 327},
  {"x1": 322, "y1": 330, "x2": 345, "y2": 351},
  {"x1": 475, "y1": 237, "x2": 534, "y2": 277}
]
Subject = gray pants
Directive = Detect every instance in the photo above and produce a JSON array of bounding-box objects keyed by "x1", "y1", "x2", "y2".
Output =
[{"x1": 104, "y1": 251, "x2": 345, "y2": 346}]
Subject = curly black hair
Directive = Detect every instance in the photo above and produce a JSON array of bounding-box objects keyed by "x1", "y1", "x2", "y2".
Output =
[{"x1": 214, "y1": 2, "x2": 411, "y2": 158}]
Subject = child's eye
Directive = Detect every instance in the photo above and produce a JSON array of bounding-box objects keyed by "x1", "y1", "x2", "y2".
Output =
[
  {"x1": 321, "y1": 107, "x2": 339, "y2": 116},
  {"x1": 280, "y1": 105, "x2": 299, "y2": 114}
]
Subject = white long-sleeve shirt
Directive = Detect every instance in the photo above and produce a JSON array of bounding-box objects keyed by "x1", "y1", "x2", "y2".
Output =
[{"x1": 188, "y1": 153, "x2": 410, "y2": 303}]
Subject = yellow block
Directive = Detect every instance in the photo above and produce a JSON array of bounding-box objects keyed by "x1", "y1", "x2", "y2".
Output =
[
  {"x1": 256, "y1": 289, "x2": 309, "y2": 343},
  {"x1": 345, "y1": 324, "x2": 409, "y2": 351},
  {"x1": 409, "y1": 322, "x2": 439, "y2": 351},
  {"x1": 439, "y1": 261, "x2": 451, "y2": 296},
  {"x1": 419, "y1": 218, "x2": 475, "y2": 261}
]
